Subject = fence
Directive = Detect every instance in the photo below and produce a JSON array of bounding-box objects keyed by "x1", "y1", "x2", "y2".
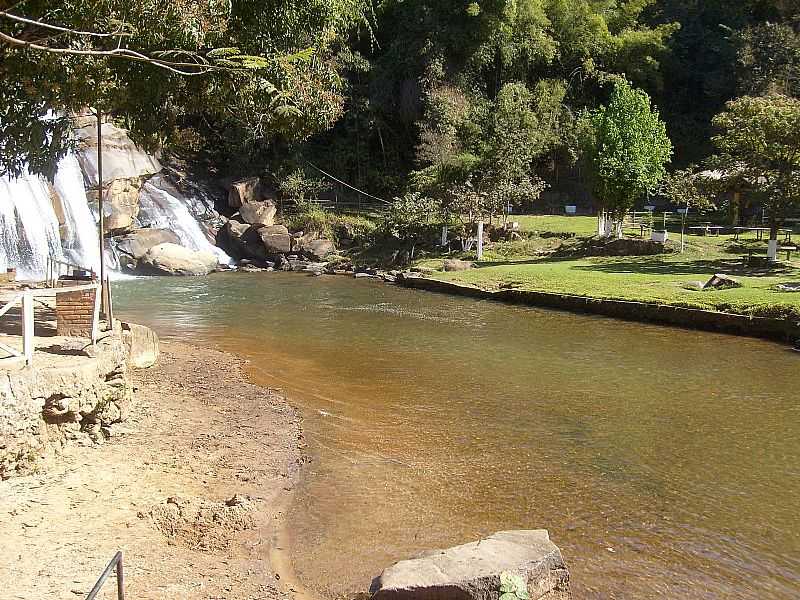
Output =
[
  {"x1": 46, "y1": 257, "x2": 96, "y2": 288},
  {"x1": 0, "y1": 282, "x2": 101, "y2": 366},
  {"x1": 85, "y1": 552, "x2": 125, "y2": 600}
]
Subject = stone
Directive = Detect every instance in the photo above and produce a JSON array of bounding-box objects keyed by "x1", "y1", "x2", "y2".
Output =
[
  {"x1": 116, "y1": 229, "x2": 181, "y2": 261},
  {"x1": 261, "y1": 224, "x2": 289, "y2": 235},
  {"x1": 370, "y1": 530, "x2": 570, "y2": 600},
  {"x1": 141, "y1": 243, "x2": 218, "y2": 276},
  {"x1": 228, "y1": 177, "x2": 261, "y2": 209},
  {"x1": 703, "y1": 273, "x2": 742, "y2": 290},
  {"x1": 240, "y1": 200, "x2": 277, "y2": 227},
  {"x1": 443, "y1": 259, "x2": 475, "y2": 272},
  {"x1": 258, "y1": 228, "x2": 291, "y2": 255},
  {"x1": 122, "y1": 322, "x2": 159, "y2": 369},
  {"x1": 304, "y1": 239, "x2": 336, "y2": 261},
  {"x1": 75, "y1": 122, "x2": 162, "y2": 185}
]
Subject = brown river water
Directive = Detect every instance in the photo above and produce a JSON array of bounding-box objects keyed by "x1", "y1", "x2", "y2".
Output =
[{"x1": 115, "y1": 272, "x2": 800, "y2": 599}]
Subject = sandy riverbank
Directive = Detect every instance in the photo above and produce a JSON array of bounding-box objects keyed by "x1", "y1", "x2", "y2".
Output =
[{"x1": 0, "y1": 341, "x2": 308, "y2": 600}]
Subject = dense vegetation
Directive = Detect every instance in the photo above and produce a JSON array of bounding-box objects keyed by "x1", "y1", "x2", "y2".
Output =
[{"x1": 1, "y1": 1, "x2": 798, "y2": 210}]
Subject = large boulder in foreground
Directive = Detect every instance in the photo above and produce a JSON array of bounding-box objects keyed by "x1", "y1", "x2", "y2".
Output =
[
  {"x1": 141, "y1": 243, "x2": 218, "y2": 276},
  {"x1": 371, "y1": 530, "x2": 570, "y2": 600}
]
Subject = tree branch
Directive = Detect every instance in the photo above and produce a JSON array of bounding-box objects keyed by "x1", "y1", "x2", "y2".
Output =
[
  {"x1": 0, "y1": 10, "x2": 130, "y2": 38},
  {"x1": 0, "y1": 29, "x2": 237, "y2": 76}
]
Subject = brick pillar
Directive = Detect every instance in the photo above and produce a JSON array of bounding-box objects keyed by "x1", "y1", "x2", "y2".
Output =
[{"x1": 56, "y1": 289, "x2": 97, "y2": 337}]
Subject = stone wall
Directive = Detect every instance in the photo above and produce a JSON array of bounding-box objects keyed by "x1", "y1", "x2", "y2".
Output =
[{"x1": 0, "y1": 322, "x2": 158, "y2": 479}]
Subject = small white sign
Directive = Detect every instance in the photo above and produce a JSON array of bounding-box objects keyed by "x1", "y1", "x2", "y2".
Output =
[{"x1": 565, "y1": 205, "x2": 577, "y2": 215}]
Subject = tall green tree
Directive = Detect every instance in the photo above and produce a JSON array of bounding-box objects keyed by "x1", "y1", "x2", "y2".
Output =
[
  {"x1": 582, "y1": 79, "x2": 672, "y2": 237},
  {"x1": 711, "y1": 94, "x2": 800, "y2": 259}
]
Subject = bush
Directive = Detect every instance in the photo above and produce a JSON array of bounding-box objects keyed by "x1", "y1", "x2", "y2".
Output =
[{"x1": 284, "y1": 207, "x2": 378, "y2": 245}]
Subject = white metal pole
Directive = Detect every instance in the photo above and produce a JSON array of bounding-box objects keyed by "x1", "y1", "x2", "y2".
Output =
[
  {"x1": 477, "y1": 221, "x2": 484, "y2": 260},
  {"x1": 22, "y1": 292, "x2": 34, "y2": 365}
]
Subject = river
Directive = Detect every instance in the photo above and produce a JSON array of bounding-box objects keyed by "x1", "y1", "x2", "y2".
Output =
[{"x1": 114, "y1": 272, "x2": 800, "y2": 599}]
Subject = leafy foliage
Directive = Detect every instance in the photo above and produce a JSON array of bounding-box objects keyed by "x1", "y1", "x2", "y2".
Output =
[
  {"x1": 711, "y1": 94, "x2": 800, "y2": 234},
  {"x1": 581, "y1": 80, "x2": 672, "y2": 219},
  {"x1": 499, "y1": 572, "x2": 529, "y2": 600}
]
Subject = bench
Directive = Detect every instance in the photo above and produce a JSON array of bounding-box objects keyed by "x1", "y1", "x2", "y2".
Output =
[{"x1": 743, "y1": 246, "x2": 797, "y2": 264}]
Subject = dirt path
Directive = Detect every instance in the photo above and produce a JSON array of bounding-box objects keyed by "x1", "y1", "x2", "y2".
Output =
[{"x1": 0, "y1": 341, "x2": 306, "y2": 600}]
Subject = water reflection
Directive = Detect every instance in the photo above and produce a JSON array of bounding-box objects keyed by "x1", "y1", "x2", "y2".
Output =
[{"x1": 114, "y1": 273, "x2": 800, "y2": 599}]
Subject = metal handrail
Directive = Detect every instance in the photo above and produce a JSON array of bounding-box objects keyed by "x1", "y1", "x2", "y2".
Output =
[
  {"x1": 46, "y1": 256, "x2": 97, "y2": 288},
  {"x1": 85, "y1": 551, "x2": 125, "y2": 600}
]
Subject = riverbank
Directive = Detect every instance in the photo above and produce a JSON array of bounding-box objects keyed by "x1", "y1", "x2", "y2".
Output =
[{"x1": 0, "y1": 341, "x2": 305, "y2": 599}]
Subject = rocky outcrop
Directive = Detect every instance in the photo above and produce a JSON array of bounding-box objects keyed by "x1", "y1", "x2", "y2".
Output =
[
  {"x1": 240, "y1": 200, "x2": 277, "y2": 227},
  {"x1": 0, "y1": 323, "x2": 158, "y2": 479},
  {"x1": 228, "y1": 177, "x2": 261, "y2": 209},
  {"x1": 141, "y1": 243, "x2": 218, "y2": 276},
  {"x1": 303, "y1": 239, "x2": 336, "y2": 261},
  {"x1": 371, "y1": 530, "x2": 570, "y2": 600},
  {"x1": 75, "y1": 122, "x2": 162, "y2": 185},
  {"x1": 116, "y1": 229, "x2": 181, "y2": 267}
]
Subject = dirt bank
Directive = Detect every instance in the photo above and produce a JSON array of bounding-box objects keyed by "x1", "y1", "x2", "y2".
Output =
[{"x1": 0, "y1": 341, "x2": 306, "y2": 599}]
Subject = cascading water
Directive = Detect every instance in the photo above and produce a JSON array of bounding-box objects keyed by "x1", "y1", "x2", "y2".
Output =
[
  {"x1": 0, "y1": 169, "x2": 65, "y2": 280},
  {"x1": 138, "y1": 175, "x2": 232, "y2": 265},
  {"x1": 53, "y1": 153, "x2": 101, "y2": 273}
]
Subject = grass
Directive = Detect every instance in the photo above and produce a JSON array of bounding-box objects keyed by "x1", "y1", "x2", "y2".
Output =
[{"x1": 421, "y1": 215, "x2": 800, "y2": 321}]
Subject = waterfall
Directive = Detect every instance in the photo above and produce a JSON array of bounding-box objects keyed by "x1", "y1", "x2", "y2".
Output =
[
  {"x1": 0, "y1": 169, "x2": 64, "y2": 280},
  {"x1": 53, "y1": 153, "x2": 101, "y2": 273},
  {"x1": 138, "y1": 176, "x2": 232, "y2": 265}
]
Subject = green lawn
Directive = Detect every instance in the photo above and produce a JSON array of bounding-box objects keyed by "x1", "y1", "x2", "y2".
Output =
[{"x1": 422, "y1": 215, "x2": 800, "y2": 320}]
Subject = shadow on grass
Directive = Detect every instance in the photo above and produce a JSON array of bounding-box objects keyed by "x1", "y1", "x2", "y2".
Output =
[{"x1": 569, "y1": 256, "x2": 797, "y2": 278}]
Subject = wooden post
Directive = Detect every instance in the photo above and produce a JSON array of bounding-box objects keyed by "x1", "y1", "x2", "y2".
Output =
[
  {"x1": 96, "y1": 109, "x2": 108, "y2": 322},
  {"x1": 22, "y1": 292, "x2": 34, "y2": 365}
]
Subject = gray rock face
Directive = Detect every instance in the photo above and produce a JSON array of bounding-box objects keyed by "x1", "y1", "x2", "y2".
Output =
[
  {"x1": 228, "y1": 177, "x2": 261, "y2": 208},
  {"x1": 240, "y1": 200, "x2": 277, "y2": 227},
  {"x1": 443, "y1": 259, "x2": 475, "y2": 272},
  {"x1": 304, "y1": 239, "x2": 336, "y2": 261},
  {"x1": 0, "y1": 326, "x2": 135, "y2": 479},
  {"x1": 371, "y1": 530, "x2": 570, "y2": 600},
  {"x1": 116, "y1": 229, "x2": 181, "y2": 261},
  {"x1": 75, "y1": 122, "x2": 162, "y2": 185},
  {"x1": 141, "y1": 243, "x2": 218, "y2": 276}
]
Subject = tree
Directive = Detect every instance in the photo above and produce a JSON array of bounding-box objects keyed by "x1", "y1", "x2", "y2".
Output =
[
  {"x1": 660, "y1": 165, "x2": 716, "y2": 252},
  {"x1": 711, "y1": 94, "x2": 800, "y2": 259},
  {"x1": 581, "y1": 80, "x2": 672, "y2": 237},
  {"x1": 382, "y1": 192, "x2": 440, "y2": 261},
  {"x1": 0, "y1": 1, "x2": 371, "y2": 177}
]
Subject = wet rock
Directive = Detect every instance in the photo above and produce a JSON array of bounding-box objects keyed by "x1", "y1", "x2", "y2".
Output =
[
  {"x1": 443, "y1": 259, "x2": 475, "y2": 272},
  {"x1": 141, "y1": 243, "x2": 218, "y2": 276},
  {"x1": 371, "y1": 530, "x2": 570, "y2": 600},
  {"x1": 75, "y1": 122, "x2": 161, "y2": 184},
  {"x1": 116, "y1": 229, "x2": 181, "y2": 262}
]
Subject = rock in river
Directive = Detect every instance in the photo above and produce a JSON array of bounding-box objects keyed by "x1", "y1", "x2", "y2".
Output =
[
  {"x1": 370, "y1": 530, "x2": 570, "y2": 600},
  {"x1": 141, "y1": 243, "x2": 218, "y2": 276}
]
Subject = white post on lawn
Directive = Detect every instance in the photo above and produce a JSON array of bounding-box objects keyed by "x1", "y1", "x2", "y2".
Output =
[
  {"x1": 768, "y1": 239, "x2": 778, "y2": 261},
  {"x1": 476, "y1": 220, "x2": 484, "y2": 260},
  {"x1": 441, "y1": 225, "x2": 448, "y2": 247}
]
